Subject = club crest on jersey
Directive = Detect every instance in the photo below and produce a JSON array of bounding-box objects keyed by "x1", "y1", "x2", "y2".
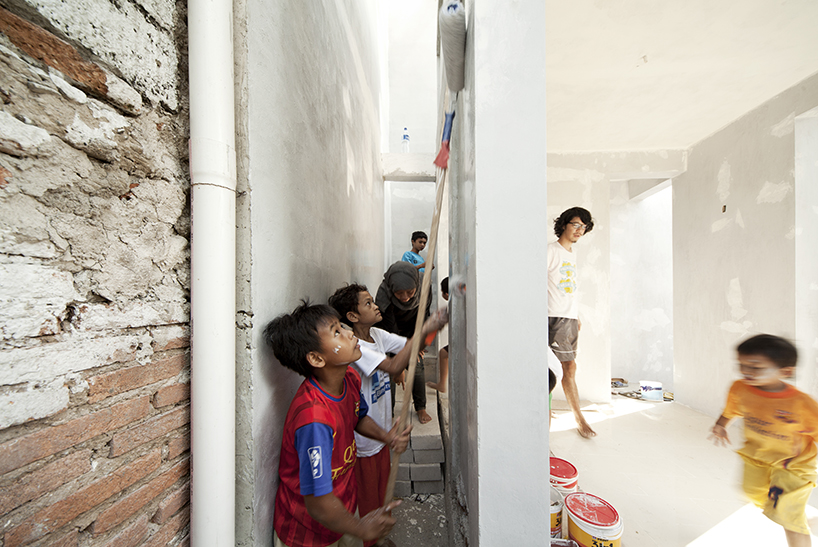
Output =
[{"x1": 308, "y1": 446, "x2": 323, "y2": 479}]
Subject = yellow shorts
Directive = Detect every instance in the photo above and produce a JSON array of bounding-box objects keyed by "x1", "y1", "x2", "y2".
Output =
[{"x1": 741, "y1": 455, "x2": 817, "y2": 535}]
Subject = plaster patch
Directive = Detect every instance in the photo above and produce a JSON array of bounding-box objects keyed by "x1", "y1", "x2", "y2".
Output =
[
  {"x1": 631, "y1": 308, "x2": 671, "y2": 331},
  {"x1": 49, "y1": 72, "x2": 87, "y2": 104},
  {"x1": 711, "y1": 218, "x2": 732, "y2": 232},
  {"x1": 0, "y1": 263, "x2": 77, "y2": 340},
  {"x1": 721, "y1": 320, "x2": 752, "y2": 335},
  {"x1": 0, "y1": 379, "x2": 69, "y2": 429},
  {"x1": 717, "y1": 160, "x2": 731, "y2": 201},
  {"x1": 0, "y1": 331, "x2": 151, "y2": 384},
  {"x1": 785, "y1": 226, "x2": 796, "y2": 240},
  {"x1": 771, "y1": 113, "x2": 795, "y2": 138},
  {"x1": 0, "y1": 111, "x2": 52, "y2": 157},
  {"x1": 735, "y1": 208, "x2": 745, "y2": 228},
  {"x1": 727, "y1": 278, "x2": 747, "y2": 321},
  {"x1": 756, "y1": 181, "x2": 792, "y2": 204}
]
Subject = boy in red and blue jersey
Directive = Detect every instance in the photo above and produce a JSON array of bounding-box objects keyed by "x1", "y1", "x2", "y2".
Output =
[{"x1": 264, "y1": 302, "x2": 411, "y2": 547}]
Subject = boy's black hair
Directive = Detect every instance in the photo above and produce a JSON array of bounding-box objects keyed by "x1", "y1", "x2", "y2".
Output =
[
  {"x1": 554, "y1": 207, "x2": 594, "y2": 238},
  {"x1": 411, "y1": 231, "x2": 428, "y2": 242},
  {"x1": 441, "y1": 277, "x2": 449, "y2": 295},
  {"x1": 737, "y1": 334, "x2": 798, "y2": 369},
  {"x1": 263, "y1": 300, "x2": 340, "y2": 377},
  {"x1": 328, "y1": 283, "x2": 369, "y2": 327},
  {"x1": 548, "y1": 368, "x2": 557, "y2": 393}
]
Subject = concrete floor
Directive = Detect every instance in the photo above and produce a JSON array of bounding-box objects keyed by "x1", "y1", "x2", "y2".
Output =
[
  {"x1": 388, "y1": 493, "x2": 448, "y2": 546},
  {"x1": 550, "y1": 395, "x2": 818, "y2": 546}
]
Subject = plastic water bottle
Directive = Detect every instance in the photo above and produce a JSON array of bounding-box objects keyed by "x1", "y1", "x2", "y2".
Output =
[{"x1": 401, "y1": 127, "x2": 410, "y2": 153}]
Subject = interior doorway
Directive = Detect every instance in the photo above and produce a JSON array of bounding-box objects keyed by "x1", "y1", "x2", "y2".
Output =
[{"x1": 610, "y1": 180, "x2": 674, "y2": 391}]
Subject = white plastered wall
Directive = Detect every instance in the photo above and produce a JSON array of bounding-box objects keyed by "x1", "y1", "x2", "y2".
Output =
[
  {"x1": 385, "y1": 0, "x2": 438, "y2": 154},
  {"x1": 446, "y1": 1, "x2": 550, "y2": 544},
  {"x1": 673, "y1": 72, "x2": 818, "y2": 418},
  {"x1": 235, "y1": 2, "x2": 385, "y2": 544},
  {"x1": 545, "y1": 158, "x2": 612, "y2": 403},
  {"x1": 610, "y1": 182, "x2": 674, "y2": 390}
]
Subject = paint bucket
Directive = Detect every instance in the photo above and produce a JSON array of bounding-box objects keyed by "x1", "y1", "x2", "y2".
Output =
[
  {"x1": 565, "y1": 492, "x2": 623, "y2": 547},
  {"x1": 550, "y1": 457, "x2": 579, "y2": 493},
  {"x1": 550, "y1": 485, "x2": 564, "y2": 538},
  {"x1": 639, "y1": 380, "x2": 663, "y2": 401}
]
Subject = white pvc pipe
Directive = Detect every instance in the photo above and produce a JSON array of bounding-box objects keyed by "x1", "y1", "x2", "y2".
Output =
[{"x1": 188, "y1": 0, "x2": 237, "y2": 545}]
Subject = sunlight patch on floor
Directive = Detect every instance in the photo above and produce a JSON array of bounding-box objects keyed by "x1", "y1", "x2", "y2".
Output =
[
  {"x1": 687, "y1": 503, "x2": 818, "y2": 546},
  {"x1": 550, "y1": 397, "x2": 659, "y2": 433}
]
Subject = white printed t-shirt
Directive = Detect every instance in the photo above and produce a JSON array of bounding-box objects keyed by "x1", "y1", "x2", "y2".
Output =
[
  {"x1": 547, "y1": 240, "x2": 578, "y2": 319},
  {"x1": 352, "y1": 327, "x2": 408, "y2": 457}
]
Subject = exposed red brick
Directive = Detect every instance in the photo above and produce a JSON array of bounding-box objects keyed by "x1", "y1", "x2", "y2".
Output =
[
  {"x1": 92, "y1": 458, "x2": 189, "y2": 534},
  {"x1": 152, "y1": 383, "x2": 189, "y2": 408},
  {"x1": 152, "y1": 335, "x2": 189, "y2": 352},
  {"x1": 166, "y1": 434, "x2": 189, "y2": 460},
  {"x1": 0, "y1": 397, "x2": 152, "y2": 476},
  {"x1": 89, "y1": 354, "x2": 187, "y2": 403},
  {"x1": 5, "y1": 449, "x2": 161, "y2": 546},
  {"x1": 144, "y1": 506, "x2": 189, "y2": 547},
  {"x1": 0, "y1": 7, "x2": 108, "y2": 95},
  {"x1": 0, "y1": 449, "x2": 92, "y2": 515},
  {"x1": 48, "y1": 529, "x2": 79, "y2": 547},
  {"x1": 151, "y1": 480, "x2": 189, "y2": 524},
  {"x1": 0, "y1": 165, "x2": 11, "y2": 188},
  {"x1": 105, "y1": 514, "x2": 149, "y2": 547},
  {"x1": 109, "y1": 405, "x2": 189, "y2": 457}
]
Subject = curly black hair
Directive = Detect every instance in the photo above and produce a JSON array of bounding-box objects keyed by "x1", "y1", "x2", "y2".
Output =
[
  {"x1": 737, "y1": 334, "x2": 798, "y2": 369},
  {"x1": 262, "y1": 300, "x2": 340, "y2": 377},
  {"x1": 554, "y1": 207, "x2": 594, "y2": 238}
]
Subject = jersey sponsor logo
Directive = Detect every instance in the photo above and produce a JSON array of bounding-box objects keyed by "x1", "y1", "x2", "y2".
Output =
[
  {"x1": 371, "y1": 371, "x2": 391, "y2": 404},
  {"x1": 309, "y1": 446, "x2": 323, "y2": 479},
  {"x1": 332, "y1": 439, "x2": 357, "y2": 480}
]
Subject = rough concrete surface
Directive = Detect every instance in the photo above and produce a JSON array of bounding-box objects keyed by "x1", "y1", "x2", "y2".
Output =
[{"x1": 389, "y1": 493, "x2": 448, "y2": 547}]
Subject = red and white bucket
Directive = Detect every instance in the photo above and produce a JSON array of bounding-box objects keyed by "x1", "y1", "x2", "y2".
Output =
[
  {"x1": 550, "y1": 457, "x2": 579, "y2": 494},
  {"x1": 564, "y1": 492, "x2": 623, "y2": 547}
]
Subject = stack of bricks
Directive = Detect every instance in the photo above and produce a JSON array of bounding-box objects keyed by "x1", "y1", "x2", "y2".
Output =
[
  {"x1": 394, "y1": 384, "x2": 445, "y2": 496},
  {"x1": 0, "y1": 329, "x2": 192, "y2": 547}
]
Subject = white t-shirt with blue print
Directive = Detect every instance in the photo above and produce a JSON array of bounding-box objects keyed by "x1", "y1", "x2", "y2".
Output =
[{"x1": 352, "y1": 327, "x2": 408, "y2": 457}]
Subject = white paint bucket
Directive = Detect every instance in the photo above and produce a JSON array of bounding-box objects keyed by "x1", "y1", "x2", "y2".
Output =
[
  {"x1": 550, "y1": 485, "x2": 564, "y2": 538},
  {"x1": 639, "y1": 380, "x2": 663, "y2": 401},
  {"x1": 565, "y1": 492, "x2": 623, "y2": 547},
  {"x1": 550, "y1": 457, "x2": 579, "y2": 493}
]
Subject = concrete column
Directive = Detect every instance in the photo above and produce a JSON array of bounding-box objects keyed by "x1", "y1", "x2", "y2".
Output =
[{"x1": 472, "y1": 1, "x2": 549, "y2": 543}]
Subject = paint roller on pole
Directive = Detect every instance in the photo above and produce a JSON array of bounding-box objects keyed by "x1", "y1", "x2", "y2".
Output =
[{"x1": 381, "y1": 0, "x2": 467, "y2": 522}]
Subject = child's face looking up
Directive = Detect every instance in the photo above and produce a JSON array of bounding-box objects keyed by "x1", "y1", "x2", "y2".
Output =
[
  {"x1": 393, "y1": 288, "x2": 416, "y2": 303},
  {"x1": 412, "y1": 238, "x2": 427, "y2": 253},
  {"x1": 355, "y1": 291, "x2": 382, "y2": 325},
  {"x1": 738, "y1": 353, "x2": 792, "y2": 391},
  {"x1": 316, "y1": 318, "x2": 361, "y2": 366}
]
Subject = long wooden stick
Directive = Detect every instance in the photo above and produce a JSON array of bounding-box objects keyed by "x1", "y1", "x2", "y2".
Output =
[{"x1": 382, "y1": 163, "x2": 448, "y2": 504}]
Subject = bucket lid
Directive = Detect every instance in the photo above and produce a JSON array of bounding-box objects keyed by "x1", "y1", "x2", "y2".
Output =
[
  {"x1": 549, "y1": 457, "x2": 578, "y2": 480},
  {"x1": 564, "y1": 492, "x2": 620, "y2": 527}
]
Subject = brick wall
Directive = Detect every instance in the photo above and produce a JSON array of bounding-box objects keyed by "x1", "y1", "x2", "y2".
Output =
[{"x1": 0, "y1": 0, "x2": 190, "y2": 545}]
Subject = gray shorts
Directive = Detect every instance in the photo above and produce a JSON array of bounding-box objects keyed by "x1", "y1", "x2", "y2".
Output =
[{"x1": 548, "y1": 317, "x2": 578, "y2": 362}]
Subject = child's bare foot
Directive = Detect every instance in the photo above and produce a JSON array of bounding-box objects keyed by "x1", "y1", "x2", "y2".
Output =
[
  {"x1": 417, "y1": 408, "x2": 432, "y2": 424},
  {"x1": 426, "y1": 381, "x2": 447, "y2": 394},
  {"x1": 577, "y1": 420, "x2": 596, "y2": 438}
]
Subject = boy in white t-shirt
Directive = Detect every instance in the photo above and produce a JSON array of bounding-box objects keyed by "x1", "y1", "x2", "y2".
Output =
[{"x1": 328, "y1": 284, "x2": 446, "y2": 547}]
